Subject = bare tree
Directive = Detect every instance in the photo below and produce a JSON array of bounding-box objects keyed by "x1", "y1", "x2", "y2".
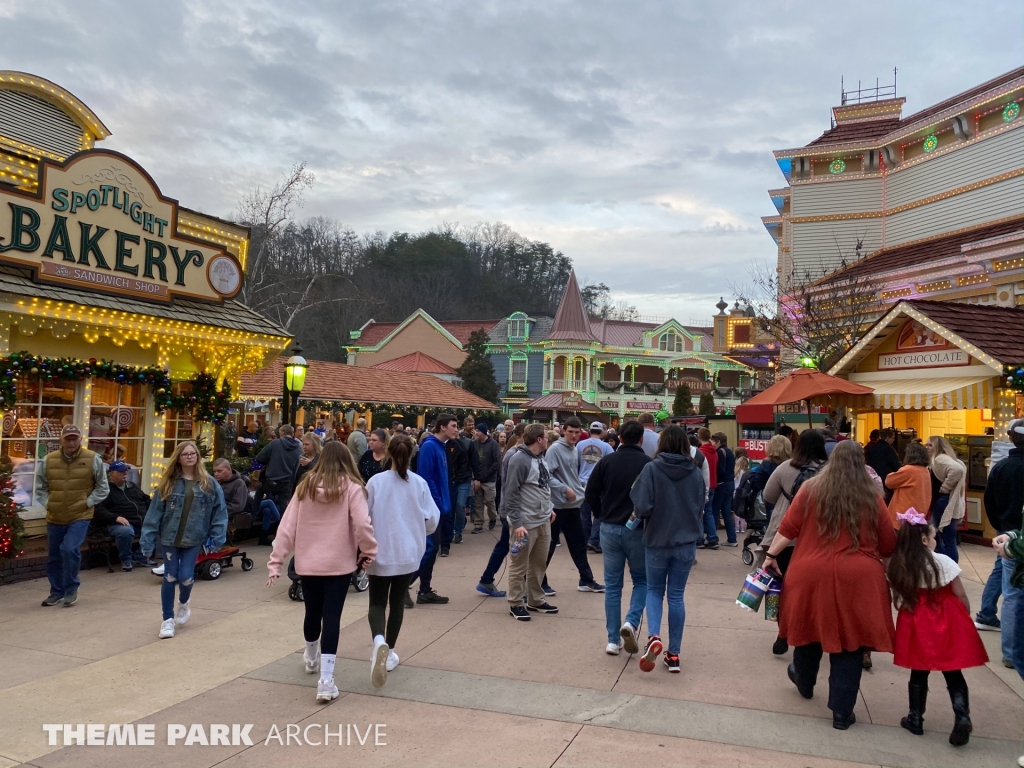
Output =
[
  {"x1": 735, "y1": 242, "x2": 880, "y2": 372},
  {"x1": 237, "y1": 163, "x2": 315, "y2": 308}
]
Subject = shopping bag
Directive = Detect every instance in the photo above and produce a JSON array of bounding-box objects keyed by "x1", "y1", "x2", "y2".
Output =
[{"x1": 736, "y1": 568, "x2": 775, "y2": 612}]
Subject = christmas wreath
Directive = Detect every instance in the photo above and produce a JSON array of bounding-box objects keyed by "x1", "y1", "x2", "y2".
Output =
[{"x1": 171, "y1": 373, "x2": 232, "y2": 425}]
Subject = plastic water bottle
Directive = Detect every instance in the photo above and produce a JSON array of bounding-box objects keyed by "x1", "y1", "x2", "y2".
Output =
[{"x1": 510, "y1": 531, "x2": 528, "y2": 555}]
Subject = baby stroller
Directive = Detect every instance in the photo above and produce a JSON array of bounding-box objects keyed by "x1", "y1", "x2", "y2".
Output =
[
  {"x1": 734, "y1": 479, "x2": 769, "y2": 567},
  {"x1": 286, "y1": 557, "x2": 369, "y2": 601}
]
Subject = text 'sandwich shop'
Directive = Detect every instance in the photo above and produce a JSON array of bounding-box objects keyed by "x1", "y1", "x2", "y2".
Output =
[
  {"x1": 0, "y1": 72, "x2": 290, "y2": 532},
  {"x1": 828, "y1": 299, "x2": 1024, "y2": 538}
]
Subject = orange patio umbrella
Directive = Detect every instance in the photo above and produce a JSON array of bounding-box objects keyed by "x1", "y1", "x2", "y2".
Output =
[{"x1": 741, "y1": 368, "x2": 874, "y2": 429}]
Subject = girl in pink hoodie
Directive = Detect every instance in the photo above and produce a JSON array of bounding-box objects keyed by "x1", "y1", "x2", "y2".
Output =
[{"x1": 268, "y1": 441, "x2": 377, "y2": 703}]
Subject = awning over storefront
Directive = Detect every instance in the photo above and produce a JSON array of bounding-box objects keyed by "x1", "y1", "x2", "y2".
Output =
[
  {"x1": 520, "y1": 392, "x2": 604, "y2": 416},
  {"x1": 835, "y1": 373, "x2": 995, "y2": 411}
]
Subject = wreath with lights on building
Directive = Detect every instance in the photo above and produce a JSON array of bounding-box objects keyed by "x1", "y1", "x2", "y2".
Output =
[{"x1": 170, "y1": 373, "x2": 232, "y2": 425}]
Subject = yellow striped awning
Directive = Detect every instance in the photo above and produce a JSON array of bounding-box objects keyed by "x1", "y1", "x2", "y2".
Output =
[{"x1": 836, "y1": 374, "x2": 996, "y2": 411}]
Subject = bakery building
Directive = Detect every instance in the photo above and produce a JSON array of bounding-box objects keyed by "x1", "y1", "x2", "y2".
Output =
[
  {"x1": 0, "y1": 72, "x2": 289, "y2": 532},
  {"x1": 829, "y1": 299, "x2": 1024, "y2": 538}
]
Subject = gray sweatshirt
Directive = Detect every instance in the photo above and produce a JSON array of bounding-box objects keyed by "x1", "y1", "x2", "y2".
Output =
[
  {"x1": 545, "y1": 438, "x2": 585, "y2": 509},
  {"x1": 500, "y1": 446, "x2": 553, "y2": 530}
]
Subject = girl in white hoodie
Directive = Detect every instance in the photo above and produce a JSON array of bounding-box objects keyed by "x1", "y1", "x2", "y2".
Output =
[{"x1": 365, "y1": 435, "x2": 440, "y2": 687}]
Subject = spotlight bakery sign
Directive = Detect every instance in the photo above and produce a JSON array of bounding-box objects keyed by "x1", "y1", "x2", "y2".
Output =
[{"x1": 0, "y1": 150, "x2": 243, "y2": 304}]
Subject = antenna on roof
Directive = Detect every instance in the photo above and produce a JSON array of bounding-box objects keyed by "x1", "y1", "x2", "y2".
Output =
[{"x1": 840, "y1": 69, "x2": 898, "y2": 106}]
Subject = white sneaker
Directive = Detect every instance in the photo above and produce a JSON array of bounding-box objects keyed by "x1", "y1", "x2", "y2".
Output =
[
  {"x1": 386, "y1": 650, "x2": 400, "y2": 672},
  {"x1": 606, "y1": 642, "x2": 623, "y2": 656},
  {"x1": 371, "y1": 637, "x2": 389, "y2": 688},
  {"x1": 152, "y1": 563, "x2": 165, "y2": 576},
  {"x1": 304, "y1": 651, "x2": 320, "y2": 674},
  {"x1": 316, "y1": 679, "x2": 339, "y2": 702},
  {"x1": 174, "y1": 600, "x2": 190, "y2": 626},
  {"x1": 158, "y1": 618, "x2": 175, "y2": 638},
  {"x1": 620, "y1": 622, "x2": 639, "y2": 654}
]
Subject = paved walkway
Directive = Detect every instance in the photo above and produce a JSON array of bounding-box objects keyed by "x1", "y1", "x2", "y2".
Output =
[{"x1": 0, "y1": 529, "x2": 1021, "y2": 767}]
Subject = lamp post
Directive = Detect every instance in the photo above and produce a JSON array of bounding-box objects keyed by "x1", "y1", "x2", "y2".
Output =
[{"x1": 282, "y1": 345, "x2": 308, "y2": 427}]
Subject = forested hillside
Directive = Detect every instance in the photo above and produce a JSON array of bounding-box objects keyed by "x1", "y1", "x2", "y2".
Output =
[{"x1": 242, "y1": 217, "x2": 573, "y2": 362}]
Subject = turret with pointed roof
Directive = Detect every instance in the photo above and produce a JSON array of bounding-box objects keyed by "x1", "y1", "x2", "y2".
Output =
[{"x1": 549, "y1": 270, "x2": 597, "y2": 342}]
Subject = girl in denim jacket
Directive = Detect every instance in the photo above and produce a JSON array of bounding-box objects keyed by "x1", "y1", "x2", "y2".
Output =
[{"x1": 141, "y1": 440, "x2": 227, "y2": 639}]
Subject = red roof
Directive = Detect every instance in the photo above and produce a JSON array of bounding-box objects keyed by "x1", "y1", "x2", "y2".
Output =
[
  {"x1": 903, "y1": 300, "x2": 1024, "y2": 364},
  {"x1": 549, "y1": 271, "x2": 597, "y2": 342},
  {"x1": 352, "y1": 315, "x2": 498, "y2": 347},
  {"x1": 902, "y1": 67, "x2": 1024, "y2": 126},
  {"x1": 240, "y1": 357, "x2": 496, "y2": 409},
  {"x1": 819, "y1": 218, "x2": 1024, "y2": 284},
  {"x1": 590, "y1": 318, "x2": 656, "y2": 346},
  {"x1": 370, "y1": 351, "x2": 457, "y2": 375},
  {"x1": 521, "y1": 392, "x2": 604, "y2": 415},
  {"x1": 807, "y1": 118, "x2": 902, "y2": 147}
]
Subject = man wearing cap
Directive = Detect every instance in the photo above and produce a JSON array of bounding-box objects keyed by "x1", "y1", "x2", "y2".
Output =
[
  {"x1": 472, "y1": 423, "x2": 502, "y2": 533},
  {"x1": 93, "y1": 461, "x2": 154, "y2": 572},
  {"x1": 36, "y1": 424, "x2": 109, "y2": 606},
  {"x1": 577, "y1": 421, "x2": 613, "y2": 552},
  {"x1": 979, "y1": 418, "x2": 1024, "y2": 662}
]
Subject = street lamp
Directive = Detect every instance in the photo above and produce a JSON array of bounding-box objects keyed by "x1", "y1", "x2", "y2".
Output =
[{"x1": 282, "y1": 345, "x2": 308, "y2": 427}]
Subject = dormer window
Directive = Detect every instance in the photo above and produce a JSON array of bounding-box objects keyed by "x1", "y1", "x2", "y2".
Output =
[
  {"x1": 659, "y1": 332, "x2": 683, "y2": 352},
  {"x1": 507, "y1": 312, "x2": 528, "y2": 342}
]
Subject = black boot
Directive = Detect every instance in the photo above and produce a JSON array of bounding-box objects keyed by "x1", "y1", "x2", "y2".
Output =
[
  {"x1": 948, "y1": 687, "x2": 972, "y2": 747},
  {"x1": 900, "y1": 681, "x2": 927, "y2": 735}
]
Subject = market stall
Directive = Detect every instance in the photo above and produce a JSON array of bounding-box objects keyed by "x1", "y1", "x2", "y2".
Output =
[{"x1": 829, "y1": 300, "x2": 1024, "y2": 538}]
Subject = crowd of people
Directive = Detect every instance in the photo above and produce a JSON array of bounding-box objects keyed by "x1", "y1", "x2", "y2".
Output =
[{"x1": 32, "y1": 409, "x2": 1024, "y2": 754}]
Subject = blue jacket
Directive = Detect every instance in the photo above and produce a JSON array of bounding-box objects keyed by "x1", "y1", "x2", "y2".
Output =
[
  {"x1": 140, "y1": 477, "x2": 228, "y2": 553},
  {"x1": 416, "y1": 434, "x2": 451, "y2": 515}
]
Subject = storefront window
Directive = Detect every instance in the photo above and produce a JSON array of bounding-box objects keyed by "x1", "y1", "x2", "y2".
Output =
[
  {"x1": 89, "y1": 380, "x2": 147, "y2": 485},
  {"x1": 163, "y1": 383, "x2": 194, "y2": 458},
  {"x1": 2, "y1": 375, "x2": 76, "y2": 508}
]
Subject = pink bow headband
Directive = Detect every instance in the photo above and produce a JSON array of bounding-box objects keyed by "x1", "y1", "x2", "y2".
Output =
[{"x1": 897, "y1": 508, "x2": 929, "y2": 527}]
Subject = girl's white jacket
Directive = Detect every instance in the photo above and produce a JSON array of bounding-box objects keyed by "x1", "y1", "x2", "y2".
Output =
[{"x1": 365, "y1": 469, "x2": 440, "y2": 577}]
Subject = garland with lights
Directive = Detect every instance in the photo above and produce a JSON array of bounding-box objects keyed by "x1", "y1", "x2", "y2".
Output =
[
  {"x1": 0, "y1": 352, "x2": 173, "y2": 413},
  {"x1": 171, "y1": 373, "x2": 232, "y2": 425},
  {"x1": 0, "y1": 463, "x2": 25, "y2": 564}
]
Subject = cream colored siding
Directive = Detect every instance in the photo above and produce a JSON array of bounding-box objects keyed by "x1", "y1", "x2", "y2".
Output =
[
  {"x1": 790, "y1": 218, "x2": 884, "y2": 278},
  {"x1": 886, "y1": 126, "x2": 1024, "y2": 209},
  {"x1": 791, "y1": 177, "x2": 883, "y2": 216},
  {"x1": 885, "y1": 175, "x2": 1024, "y2": 247}
]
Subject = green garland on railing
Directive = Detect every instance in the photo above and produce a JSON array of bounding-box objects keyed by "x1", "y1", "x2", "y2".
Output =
[{"x1": 0, "y1": 352, "x2": 173, "y2": 413}]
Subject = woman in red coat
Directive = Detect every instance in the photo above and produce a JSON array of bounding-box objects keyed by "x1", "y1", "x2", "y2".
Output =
[{"x1": 764, "y1": 440, "x2": 897, "y2": 730}]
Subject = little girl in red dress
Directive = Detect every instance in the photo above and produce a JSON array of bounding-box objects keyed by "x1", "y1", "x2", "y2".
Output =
[{"x1": 887, "y1": 508, "x2": 988, "y2": 747}]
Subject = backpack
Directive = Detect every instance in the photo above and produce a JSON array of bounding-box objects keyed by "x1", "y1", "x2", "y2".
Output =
[
  {"x1": 780, "y1": 462, "x2": 823, "y2": 503},
  {"x1": 733, "y1": 471, "x2": 764, "y2": 522}
]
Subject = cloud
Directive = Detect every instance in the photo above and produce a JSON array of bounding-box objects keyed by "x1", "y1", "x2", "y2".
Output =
[{"x1": 3, "y1": 0, "x2": 1020, "y2": 319}]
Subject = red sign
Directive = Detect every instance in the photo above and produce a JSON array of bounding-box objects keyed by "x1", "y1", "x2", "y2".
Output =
[
  {"x1": 739, "y1": 438, "x2": 768, "y2": 460},
  {"x1": 626, "y1": 401, "x2": 661, "y2": 410}
]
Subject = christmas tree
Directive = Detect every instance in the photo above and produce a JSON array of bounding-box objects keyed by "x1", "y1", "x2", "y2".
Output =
[
  {"x1": 0, "y1": 460, "x2": 25, "y2": 564},
  {"x1": 672, "y1": 384, "x2": 693, "y2": 416},
  {"x1": 697, "y1": 392, "x2": 717, "y2": 416}
]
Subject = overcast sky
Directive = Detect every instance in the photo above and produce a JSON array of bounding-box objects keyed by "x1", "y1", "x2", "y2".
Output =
[{"x1": 3, "y1": 1, "x2": 1020, "y2": 322}]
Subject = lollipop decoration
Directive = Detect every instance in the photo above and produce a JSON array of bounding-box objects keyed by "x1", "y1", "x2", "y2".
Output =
[{"x1": 114, "y1": 407, "x2": 135, "y2": 430}]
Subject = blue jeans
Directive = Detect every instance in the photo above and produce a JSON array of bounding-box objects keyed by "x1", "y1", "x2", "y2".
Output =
[
  {"x1": 929, "y1": 495, "x2": 958, "y2": 562},
  {"x1": 46, "y1": 520, "x2": 91, "y2": 597},
  {"x1": 978, "y1": 555, "x2": 1003, "y2": 622},
  {"x1": 1001, "y1": 555, "x2": 1021, "y2": 662},
  {"x1": 601, "y1": 523, "x2": 646, "y2": 645},
  {"x1": 161, "y1": 545, "x2": 201, "y2": 620},
  {"x1": 645, "y1": 542, "x2": 697, "y2": 655},
  {"x1": 710, "y1": 481, "x2": 736, "y2": 544},
  {"x1": 452, "y1": 482, "x2": 471, "y2": 536},
  {"x1": 581, "y1": 500, "x2": 601, "y2": 548},
  {"x1": 259, "y1": 499, "x2": 281, "y2": 531},
  {"x1": 1013, "y1": 579, "x2": 1024, "y2": 680},
  {"x1": 107, "y1": 523, "x2": 141, "y2": 565},
  {"x1": 480, "y1": 520, "x2": 510, "y2": 585}
]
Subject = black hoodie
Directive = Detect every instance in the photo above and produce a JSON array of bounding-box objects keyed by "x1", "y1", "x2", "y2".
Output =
[
  {"x1": 254, "y1": 437, "x2": 303, "y2": 485},
  {"x1": 630, "y1": 452, "x2": 706, "y2": 548},
  {"x1": 585, "y1": 444, "x2": 651, "y2": 526}
]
